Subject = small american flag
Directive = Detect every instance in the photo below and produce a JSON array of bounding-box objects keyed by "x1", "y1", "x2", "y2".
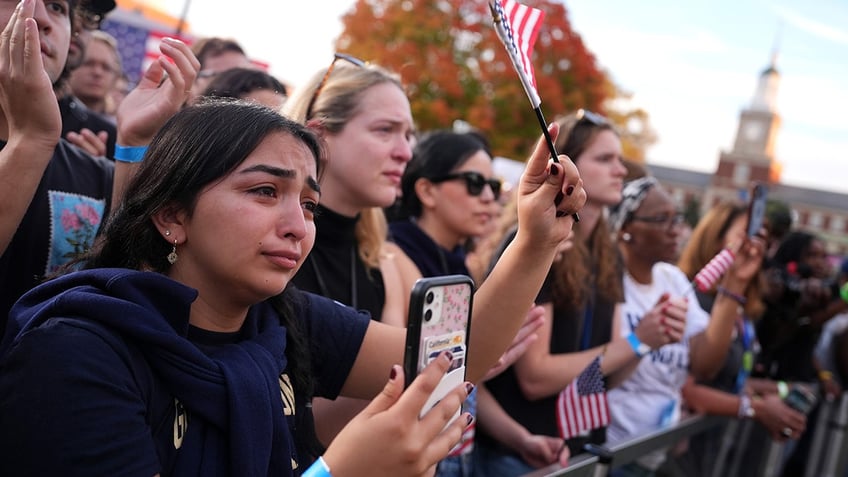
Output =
[
  {"x1": 556, "y1": 355, "x2": 609, "y2": 440},
  {"x1": 490, "y1": 0, "x2": 545, "y2": 106}
]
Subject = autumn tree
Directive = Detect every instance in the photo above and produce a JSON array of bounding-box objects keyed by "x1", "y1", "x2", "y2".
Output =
[{"x1": 336, "y1": 0, "x2": 655, "y2": 160}]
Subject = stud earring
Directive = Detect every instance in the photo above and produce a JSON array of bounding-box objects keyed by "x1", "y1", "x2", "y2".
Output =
[
  {"x1": 622, "y1": 232, "x2": 632, "y2": 242},
  {"x1": 167, "y1": 240, "x2": 178, "y2": 264},
  {"x1": 165, "y1": 230, "x2": 171, "y2": 237}
]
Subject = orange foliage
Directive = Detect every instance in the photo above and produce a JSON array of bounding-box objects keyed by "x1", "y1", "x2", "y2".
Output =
[{"x1": 336, "y1": 0, "x2": 653, "y2": 160}]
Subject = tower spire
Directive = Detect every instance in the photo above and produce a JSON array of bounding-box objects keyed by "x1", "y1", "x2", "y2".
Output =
[{"x1": 750, "y1": 27, "x2": 781, "y2": 112}]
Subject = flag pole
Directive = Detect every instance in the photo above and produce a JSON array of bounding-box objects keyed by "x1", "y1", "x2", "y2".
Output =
[{"x1": 490, "y1": 1, "x2": 578, "y2": 221}]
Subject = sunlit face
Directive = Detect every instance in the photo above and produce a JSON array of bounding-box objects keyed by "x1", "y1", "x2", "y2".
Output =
[
  {"x1": 575, "y1": 129, "x2": 626, "y2": 208},
  {"x1": 623, "y1": 186, "x2": 683, "y2": 264},
  {"x1": 320, "y1": 82, "x2": 414, "y2": 216},
  {"x1": 68, "y1": 39, "x2": 119, "y2": 102},
  {"x1": 426, "y1": 150, "x2": 499, "y2": 247},
  {"x1": 168, "y1": 132, "x2": 320, "y2": 307},
  {"x1": 0, "y1": 0, "x2": 72, "y2": 83}
]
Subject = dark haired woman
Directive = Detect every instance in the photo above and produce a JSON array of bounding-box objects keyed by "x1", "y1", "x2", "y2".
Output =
[
  {"x1": 476, "y1": 111, "x2": 675, "y2": 476},
  {"x1": 0, "y1": 100, "x2": 586, "y2": 476}
]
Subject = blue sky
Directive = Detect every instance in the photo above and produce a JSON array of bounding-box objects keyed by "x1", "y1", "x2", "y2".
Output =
[{"x1": 161, "y1": 0, "x2": 848, "y2": 193}]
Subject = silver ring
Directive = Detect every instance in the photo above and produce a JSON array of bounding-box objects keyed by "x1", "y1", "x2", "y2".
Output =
[{"x1": 782, "y1": 427, "x2": 793, "y2": 438}]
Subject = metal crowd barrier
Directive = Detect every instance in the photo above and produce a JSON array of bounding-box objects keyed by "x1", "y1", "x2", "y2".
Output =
[
  {"x1": 522, "y1": 414, "x2": 727, "y2": 477},
  {"x1": 519, "y1": 393, "x2": 848, "y2": 477}
]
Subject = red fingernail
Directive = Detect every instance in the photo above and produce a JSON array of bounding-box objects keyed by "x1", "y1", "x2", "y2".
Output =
[
  {"x1": 465, "y1": 382, "x2": 475, "y2": 395},
  {"x1": 443, "y1": 351, "x2": 453, "y2": 363},
  {"x1": 389, "y1": 365, "x2": 398, "y2": 381},
  {"x1": 566, "y1": 185, "x2": 575, "y2": 196}
]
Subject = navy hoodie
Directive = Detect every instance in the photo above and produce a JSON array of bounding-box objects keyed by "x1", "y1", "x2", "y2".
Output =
[{"x1": 0, "y1": 268, "x2": 369, "y2": 477}]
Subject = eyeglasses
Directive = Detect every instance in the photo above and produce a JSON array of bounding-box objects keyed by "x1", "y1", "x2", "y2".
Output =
[
  {"x1": 575, "y1": 108, "x2": 609, "y2": 126},
  {"x1": 630, "y1": 212, "x2": 686, "y2": 229},
  {"x1": 430, "y1": 172, "x2": 502, "y2": 201},
  {"x1": 305, "y1": 53, "x2": 367, "y2": 119}
]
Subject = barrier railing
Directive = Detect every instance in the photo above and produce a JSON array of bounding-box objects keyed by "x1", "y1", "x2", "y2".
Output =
[
  {"x1": 520, "y1": 393, "x2": 848, "y2": 477},
  {"x1": 522, "y1": 414, "x2": 727, "y2": 477}
]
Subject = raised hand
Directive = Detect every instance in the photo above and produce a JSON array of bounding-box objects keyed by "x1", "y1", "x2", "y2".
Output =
[
  {"x1": 322, "y1": 351, "x2": 472, "y2": 477},
  {"x1": 0, "y1": 0, "x2": 61, "y2": 149},
  {"x1": 516, "y1": 122, "x2": 586, "y2": 251},
  {"x1": 116, "y1": 37, "x2": 199, "y2": 146}
]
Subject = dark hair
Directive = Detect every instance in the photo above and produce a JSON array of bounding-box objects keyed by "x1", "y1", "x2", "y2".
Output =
[
  {"x1": 82, "y1": 99, "x2": 324, "y2": 461},
  {"x1": 772, "y1": 231, "x2": 816, "y2": 267},
  {"x1": 84, "y1": 99, "x2": 321, "y2": 271},
  {"x1": 202, "y1": 68, "x2": 287, "y2": 99},
  {"x1": 192, "y1": 37, "x2": 246, "y2": 69},
  {"x1": 399, "y1": 130, "x2": 490, "y2": 218}
]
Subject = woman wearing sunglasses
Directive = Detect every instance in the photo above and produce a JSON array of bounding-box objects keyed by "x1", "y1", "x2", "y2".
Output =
[
  {"x1": 281, "y1": 55, "x2": 587, "y2": 450},
  {"x1": 476, "y1": 111, "x2": 674, "y2": 476},
  {"x1": 386, "y1": 129, "x2": 519, "y2": 477}
]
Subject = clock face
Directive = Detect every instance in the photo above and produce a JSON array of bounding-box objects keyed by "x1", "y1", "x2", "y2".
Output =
[{"x1": 744, "y1": 121, "x2": 763, "y2": 141}]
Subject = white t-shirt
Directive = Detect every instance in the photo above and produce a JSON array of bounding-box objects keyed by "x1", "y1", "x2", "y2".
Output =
[{"x1": 606, "y1": 262, "x2": 710, "y2": 468}]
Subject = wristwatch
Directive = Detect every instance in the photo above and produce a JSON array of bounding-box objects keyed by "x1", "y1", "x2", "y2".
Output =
[
  {"x1": 738, "y1": 395, "x2": 756, "y2": 419},
  {"x1": 626, "y1": 333, "x2": 651, "y2": 357}
]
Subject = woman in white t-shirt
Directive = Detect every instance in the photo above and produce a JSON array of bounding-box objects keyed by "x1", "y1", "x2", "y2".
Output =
[{"x1": 605, "y1": 177, "x2": 767, "y2": 476}]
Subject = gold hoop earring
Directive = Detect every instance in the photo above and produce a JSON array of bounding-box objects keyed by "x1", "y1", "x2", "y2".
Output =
[{"x1": 167, "y1": 240, "x2": 178, "y2": 264}]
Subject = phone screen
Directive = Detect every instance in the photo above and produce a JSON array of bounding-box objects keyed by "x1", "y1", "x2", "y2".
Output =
[{"x1": 746, "y1": 183, "x2": 768, "y2": 238}]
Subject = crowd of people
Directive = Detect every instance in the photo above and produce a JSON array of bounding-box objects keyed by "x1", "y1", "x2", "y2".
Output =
[{"x1": 1, "y1": 1, "x2": 846, "y2": 476}]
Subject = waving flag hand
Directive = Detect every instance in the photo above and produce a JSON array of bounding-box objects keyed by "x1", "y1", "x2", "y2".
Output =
[{"x1": 489, "y1": 0, "x2": 579, "y2": 221}]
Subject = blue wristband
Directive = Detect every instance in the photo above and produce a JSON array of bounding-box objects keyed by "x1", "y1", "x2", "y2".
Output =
[
  {"x1": 626, "y1": 332, "x2": 648, "y2": 357},
  {"x1": 302, "y1": 456, "x2": 332, "y2": 477},
  {"x1": 114, "y1": 145, "x2": 148, "y2": 163}
]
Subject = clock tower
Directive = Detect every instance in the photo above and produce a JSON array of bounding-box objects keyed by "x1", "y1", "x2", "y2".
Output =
[{"x1": 708, "y1": 52, "x2": 782, "y2": 205}]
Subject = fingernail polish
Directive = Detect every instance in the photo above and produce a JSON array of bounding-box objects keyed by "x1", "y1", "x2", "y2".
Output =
[
  {"x1": 566, "y1": 185, "x2": 575, "y2": 196},
  {"x1": 465, "y1": 382, "x2": 475, "y2": 395},
  {"x1": 467, "y1": 414, "x2": 475, "y2": 425},
  {"x1": 443, "y1": 351, "x2": 453, "y2": 363},
  {"x1": 389, "y1": 365, "x2": 398, "y2": 381},
  {"x1": 550, "y1": 164, "x2": 559, "y2": 176}
]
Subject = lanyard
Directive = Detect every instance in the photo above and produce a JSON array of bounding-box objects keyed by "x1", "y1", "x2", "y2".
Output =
[{"x1": 734, "y1": 318, "x2": 755, "y2": 393}]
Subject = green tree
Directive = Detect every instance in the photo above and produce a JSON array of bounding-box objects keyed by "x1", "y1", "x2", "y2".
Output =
[{"x1": 335, "y1": 0, "x2": 655, "y2": 160}]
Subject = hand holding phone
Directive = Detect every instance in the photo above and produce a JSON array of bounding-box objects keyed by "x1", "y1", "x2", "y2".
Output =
[{"x1": 403, "y1": 275, "x2": 473, "y2": 420}]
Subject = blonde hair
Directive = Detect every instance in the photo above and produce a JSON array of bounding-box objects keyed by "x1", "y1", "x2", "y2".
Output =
[{"x1": 283, "y1": 60, "x2": 405, "y2": 269}]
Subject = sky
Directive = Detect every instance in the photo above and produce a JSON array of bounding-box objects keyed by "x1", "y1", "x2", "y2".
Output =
[{"x1": 147, "y1": 0, "x2": 848, "y2": 194}]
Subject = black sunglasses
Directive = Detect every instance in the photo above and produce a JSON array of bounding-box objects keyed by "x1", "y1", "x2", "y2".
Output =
[
  {"x1": 305, "y1": 53, "x2": 367, "y2": 119},
  {"x1": 430, "y1": 172, "x2": 502, "y2": 201}
]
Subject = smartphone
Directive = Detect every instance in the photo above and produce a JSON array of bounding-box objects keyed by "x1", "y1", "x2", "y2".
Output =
[
  {"x1": 403, "y1": 275, "x2": 473, "y2": 419},
  {"x1": 746, "y1": 182, "x2": 768, "y2": 238},
  {"x1": 784, "y1": 385, "x2": 816, "y2": 414}
]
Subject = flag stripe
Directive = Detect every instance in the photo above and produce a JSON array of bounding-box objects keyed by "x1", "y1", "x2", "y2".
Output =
[{"x1": 555, "y1": 356, "x2": 610, "y2": 440}]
